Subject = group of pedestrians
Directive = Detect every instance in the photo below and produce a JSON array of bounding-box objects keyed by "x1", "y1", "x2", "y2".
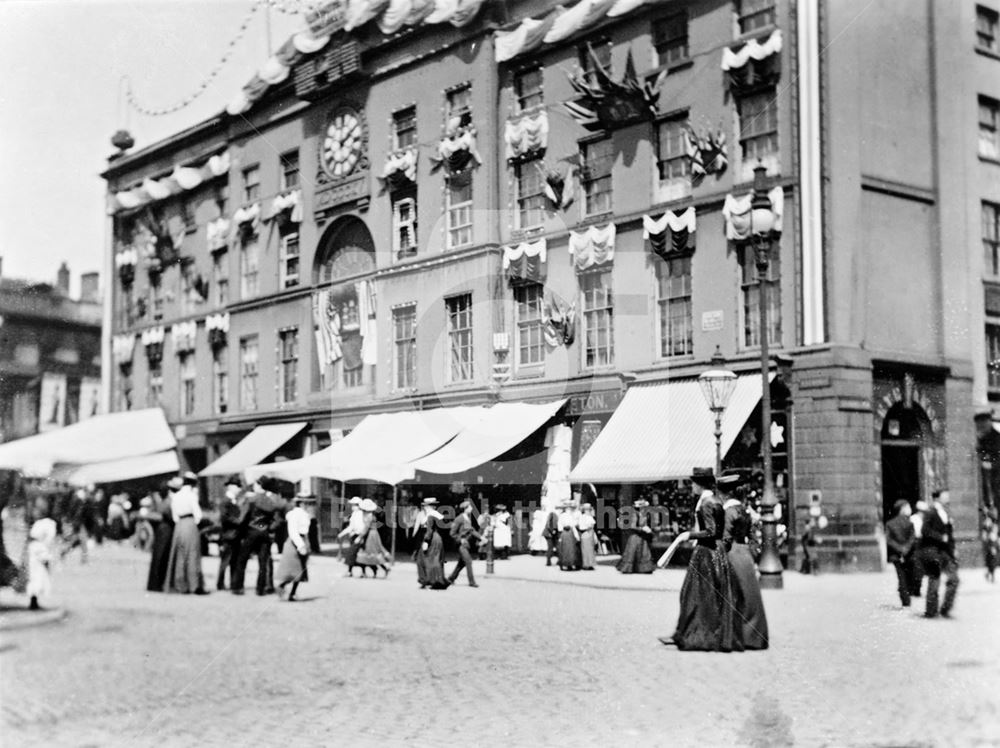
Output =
[
  {"x1": 542, "y1": 502, "x2": 599, "y2": 571},
  {"x1": 885, "y1": 489, "x2": 961, "y2": 618}
]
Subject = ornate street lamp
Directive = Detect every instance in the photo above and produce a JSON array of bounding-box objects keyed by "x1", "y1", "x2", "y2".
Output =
[
  {"x1": 699, "y1": 346, "x2": 737, "y2": 477},
  {"x1": 749, "y1": 163, "x2": 783, "y2": 590}
]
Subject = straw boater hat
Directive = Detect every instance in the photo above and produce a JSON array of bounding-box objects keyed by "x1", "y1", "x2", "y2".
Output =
[
  {"x1": 494, "y1": 503, "x2": 507, "y2": 511},
  {"x1": 360, "y1": 498, "x2": 378, "y2": 512},
  {"x1": 347, "y1": 496, "x2": 363, "y2": 506},
  {"x1": 633, "y1": 499, "x2": 649, "y2": 508},
  {"x1": 690, "y1": 467, "x2": 716, "y2": 488},
  {"x1": 421, "y1": 497, "x2": 438, "y2": 506},
  {"x1": 716, "y1": 474, "x2": 744, "y2": 492},
  {"x1": 166, "y1": 476, "x2": 183, "y2": 491}
]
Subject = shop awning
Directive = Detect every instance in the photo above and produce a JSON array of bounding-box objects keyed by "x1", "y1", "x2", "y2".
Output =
[
  {"x1": 200, "y1": 422, "x2": 308, "y2": 477},
  {"x1": 52, "y1": 450, "x2": 180, "y2": 487},
  {"x1": 569, "y1": 375, "x2": 769, "y2": 484},
  {"x1": 0, "y1": 408, "x2": 176, "y2": 476},
  {"x1": 411, "y1": 399, "x2": 566, "y2": 474}
]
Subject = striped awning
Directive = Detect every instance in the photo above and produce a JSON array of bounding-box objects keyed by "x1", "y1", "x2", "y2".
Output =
[{"x1": 200, "y1": 422, "x2": 308, "y2": 477}]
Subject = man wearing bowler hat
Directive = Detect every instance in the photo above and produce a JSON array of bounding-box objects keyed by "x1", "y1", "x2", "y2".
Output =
[{"x1": 447, "y1": 500, "x2": 482, "y2": 587}]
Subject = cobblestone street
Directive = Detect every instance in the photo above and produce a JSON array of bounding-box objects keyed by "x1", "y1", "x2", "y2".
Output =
[{"x1": 2, "y1": 545, "x2": 999, "y2": 748}]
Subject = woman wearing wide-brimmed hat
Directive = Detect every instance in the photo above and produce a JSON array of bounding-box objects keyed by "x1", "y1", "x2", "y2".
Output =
[
  {"x1": 661, "y1": 468, "x2": 742, "y2": 651},
  {"x1": 578, "y1": 503, "x2": 598, "y2": 570},
  {"x1": 491, "y1": 504, "x2": 513, "y2": 560},
  {"x1": 165, "y1": 473, "x2": 207, "y2": 595},
  {"x1": 414, "y1": 498, "x2": 449, "y2": 589},
  {"x1": 556, "y1": 501, "x2": 582, "y2": 571},
  {"x1": 616, "y1": 499, "x2": 655, "y2": 574},
  {"x1": 276, "y1": 492, "x2": 316, "y2": 601},
  {"x1": 720, "y1": 474, "x2": 769, "y2": 649},
  {"x1": 355, "y1": 498, "x2": 391, "y2": 577}
]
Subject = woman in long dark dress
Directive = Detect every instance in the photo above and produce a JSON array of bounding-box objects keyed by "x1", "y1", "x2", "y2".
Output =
[
  {"x1": 146, "y1": 490, "x2": 174, "y2": 592},
  {"x1": 616, "y1": 499, "x2": 655, "y2": 574},
  {"x1": 415, "y1": 498, "x2": 449, "y2": 589},
  {"x1": 719, "y1": 475, "x2": 769, "y2": 650},
  {"x1": 557, "y1": 503, "x2": 582, "y2": 571},
  {"x1": 663, "y1": 469, "x2": 743, "y2": 652},
  {"x1": 355, "y1": 499, "x2": 391, "y2": 577}
]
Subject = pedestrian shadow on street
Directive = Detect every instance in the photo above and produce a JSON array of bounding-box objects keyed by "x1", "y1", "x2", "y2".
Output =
[{"x1": 285, "y1": 596, "x2": 322, "y2": 603}]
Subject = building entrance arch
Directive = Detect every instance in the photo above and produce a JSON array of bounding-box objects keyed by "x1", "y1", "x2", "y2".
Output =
[{"x1": 879, "y1": 402, "x2": 931, "y2": 523}]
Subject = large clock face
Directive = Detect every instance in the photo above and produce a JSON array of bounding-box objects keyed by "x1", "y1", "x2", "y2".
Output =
[{"x1": 322, "y1": 111, "x2": 363, "y2": 178}]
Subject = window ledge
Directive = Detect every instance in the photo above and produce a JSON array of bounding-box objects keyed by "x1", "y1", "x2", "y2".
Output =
[
  {"x1": 514, "y1": 365, "x2": 545, "y2": 379},
  {"x1": 646, "y1": 59, "x2": 694, "y2": 80},
  {"x1": 579, "y1": 212, "x2": 614, "y2": 228},
  {"x1": 975, "y1": 47, "x2": 1000, "y2": 62},
  {"x1": 511, "y1": 226, "x2": 545, "y2": 241},
  {"x1": 734, "y1": 25, "x2": 779, "y2": 45}
]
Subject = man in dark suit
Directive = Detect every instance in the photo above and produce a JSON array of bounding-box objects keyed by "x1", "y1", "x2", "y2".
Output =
[
  {"x1": 544, "y1": 508, "x2": 559, "y2": 566},
  {"x1": 447, "y1": 500, "x2": 481, "y2": 587},
  {"x1": 234, "y1": 482, "x2": 280, "y2": 596},
  {"x1": 885, "y1": 499, "x2": 916, "y2": 607},
  {"x1": 918, "y1": 489, "x2": 960, "y2": 618},
  {"x1": 216, "y1": 478, "x2": 243, "y2": 591}
]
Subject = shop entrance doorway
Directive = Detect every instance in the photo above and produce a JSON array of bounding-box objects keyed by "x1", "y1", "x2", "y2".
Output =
[{"x1": 879, "y1": 403, "x2": 929, "y2": 523}]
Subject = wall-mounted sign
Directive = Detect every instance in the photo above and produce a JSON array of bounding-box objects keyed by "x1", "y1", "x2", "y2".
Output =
[
  {"x1": 39, "y1": 372, "x2": 67, "y2": 432},
  {"x1": 701, "y1": 310, "x2": 724, "y2": 331},
  {"x1": 567, "y1": 390, "x2": 623, "y2": 416}
]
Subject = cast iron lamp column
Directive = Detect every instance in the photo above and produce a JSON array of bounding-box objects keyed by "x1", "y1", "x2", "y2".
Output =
[
  {"x1": 698, "y1": 346, "x2": 737, "y2": 478},
  {"x1": 750, "y1": 164, "x2": 783, "y2": 590}
]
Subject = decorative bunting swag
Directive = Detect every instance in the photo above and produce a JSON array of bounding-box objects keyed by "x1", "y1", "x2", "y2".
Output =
[
  {"x1": 206, "y1": 313, "x2": 229, "y2": 349},
  {"x1": 115, "y1": 248, "x2": 138, "y2": 287},
  {"x1": 565, "y1": 47, "x2": 664, "y2": 132},
  {"x1": 721, "y1": 30, "x2": 782, "y2": 92},
  {"x1": 722, "y1": 187, "x2": 784, "y2": 241},
  {"x1": 206, "y1": 217, "x2": 231, "y2": 251},
  {"x1": 687, "y1": 128, "x2": 728, "y2": 178},
  {"x1": 643, "y1": 207, "x2": 696, "y2": 259},
  {"x1": 505, "y1": 111, "x2": 549, "y2": 162},
  {"x1": 569, "y1": 223, "x2": 616, "y2": 272},
  {"x1": 108, "y1": 151, "x2": 230, "y2": 215},
  {"x1": 432, "y1": 123, "x2": 482, "y2": 173},
  {"x1": 141, "y1": 327, "x2": 165, "y2": 364},
  {"x1": 171, "y1": 321, "x2": 197, "y2": 354},
  {"x1": 380, "y1": 146, "x2": 418, "y2": 189},
  {"x1": 503, "y1": 238, "x2": 547, "y2": 282},
  {"x1": 270, "y1": 190, "x2": 303, "y2": 224},
  {"x1": 112, "y1": 334, "x2": 136, "y2": 369}
]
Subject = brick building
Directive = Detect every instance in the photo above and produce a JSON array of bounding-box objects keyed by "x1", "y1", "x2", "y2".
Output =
[{"x1": 102, "y1": 0, "x2": 997, "y2": 569}]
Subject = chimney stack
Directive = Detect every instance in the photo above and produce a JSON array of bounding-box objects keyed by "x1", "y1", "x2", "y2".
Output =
[
  {"x1": 80, "y1": 272, "x2": 99, "y2": 303},
  {"x1": 56, "y1": 262, "x2": 70, "y2": 296}
]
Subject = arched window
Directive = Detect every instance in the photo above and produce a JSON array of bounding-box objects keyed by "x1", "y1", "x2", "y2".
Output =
[{"x1": 314, "y1": 216, "x2": 376, "y2": 285}]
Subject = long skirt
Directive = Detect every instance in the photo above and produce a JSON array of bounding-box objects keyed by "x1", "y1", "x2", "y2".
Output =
[
  {"x1": 673, "y1": 545, "x2": 743, "y2": 652},
  {"x1": 26, "y1": 541, "x2": 53, "y2": 599},
  {"x1": 493, "y1": 523, "x2": 512, "y2": 550},
  {"x1": 146, "y1": 521, "x2": 173, "y2": 592},
  {"x1": 275, "y1": 540, "x2": 309, "y2": 586},
  {"x1": 356, "y1": 528, "x2": 390, "y2": 566},
  {"x1": 416, "y1": 531, "x2": 449, "y2": 589},
  {"x1": 580, "y1": 529, "x2": 597, "y2": 569},
  {"x1": 557, "y1": 529, "x2": 582, "y2": 570},
  {"x1": 165, "y1": 517, "x2": 203, "y2": 594},
  {"x1": 616, "y1": 532, "x2": 654, "y2": 574},
  {"x1": 728, "y1": 543, "x2": 769, "y2": 649}
]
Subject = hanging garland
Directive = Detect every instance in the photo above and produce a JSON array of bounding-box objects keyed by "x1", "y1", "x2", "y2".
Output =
[{"x1": 124, "y1": 0, "x2": 265, "y2": 117}]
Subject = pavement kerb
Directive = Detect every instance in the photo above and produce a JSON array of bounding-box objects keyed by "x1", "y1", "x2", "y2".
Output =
[{"x1": 0, "y1": 606, "x2": 68, "y2": 632}]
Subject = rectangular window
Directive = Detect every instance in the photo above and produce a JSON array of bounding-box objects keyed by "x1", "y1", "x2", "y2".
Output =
[
  {"x1": 447, "y1": 84, "x2": 473, "y2": 127},
  {"x1": 216, "y1": 183, "x2": 230, "y2": 215},
  {"x1": 280, "y1": 150, "x2": 299, "y2": 190},
  {"x1": 515, "y1": 158, "x2": 546, "y2": 229},
  {"x1": 242, "y1": 164, "x2": 260, "y2": 203},
  {"x1": 741, "y1": 248, "x2": 781, "y2": 348},
  {"x1": 985, "y1": 201, "x2": 1000, "y2": 276},
  {"x1": 447, "y1": 172, "x2": 473, "y2": 248},
  {"x1": 989, "y1": 324, "x2": 1000, "y2": 389},
  {"x1": 240, "y1": 238, "x2": 259, "y2": 298},
  {"x1": 392, "y1": 106, "x2": 417, "y2": 149},
  {"x1": 582, "y1": 138, "x2": 614, "y2": 216},
  {"x1": 393, "y1": 192, "x2": 418, "y2": 257},
  {"x1": 147, "y1": 361, "x2": 163, "y2": 408},
  {"x1": 213, "y1": 346, "x2": 228, "y2": 415},
  {"x1": 393, "y1": 304, "x2": 417, "y2": 389},
  {"x1": 278, "y1": 328, "x2": 298, "y2": 405},
  {"x1": 579, "y1": 38, "x2": 612, "y2": 85},
  {"x1": 581, "y1": 271, "x2": 614, "y2": 368},
  {"x1": 652, "y1": 12, "x2": 689, "y2": 67},
  {"x1": 446, "y1": 293, "x2": 474, "y2": 382},
  {"x1": 656, "y1": 117, "x2": 690, "y2": 182},
  {"x1": 977, "y1": 5, "x2": 999, "y2": 53},
  {"x1": 280, "y1": 232, "x2": 300, "y2": 289},
  {"x1": 980, "y1": 95, "x2": 1000, "y2": 159},
  {"x1": 213, "y1": 249, "x2": 229, "y2": 306},
  {"x1": 657, "y1": 255, "x2": 693, "y2": 357},
  {"x1": 239, "y1": 335, "x2": 259, "y2": 410},
  {"x1": 738, "y1": 90, "x2": 779, "y2": 162},
  {"x1": 515, "y1": 67, "x2": 543, "y2": 111},
  {"x1": 180, "y1": 353, "x2": 196, "y2": 417},
  {"x1": 150, "y1": 280, "x2": 164, "y2": 322},
  {"x1": 514, "y1": 283, "x2": 544, "y2": 368},
  {"x1": 738, "y1": 0, "x2": 776, "y2": 35}
]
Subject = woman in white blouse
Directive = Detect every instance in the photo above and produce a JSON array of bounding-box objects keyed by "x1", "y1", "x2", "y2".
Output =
[
  {"x1": 577, "y1": 503, "x2": 598, "y2": 570},
  {"x1": 276, "y1": 493, "x2": 316, "y2": 601}
]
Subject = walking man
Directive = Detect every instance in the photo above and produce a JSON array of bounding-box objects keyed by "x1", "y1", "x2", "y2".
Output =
[
  {"x1": 234, "y1": 482, "x2": 279, "y2": 596},
  {"x1": 447, "y1": 500, "x2": 481, "y2": 587},
  {"x1": 885, "y1": 500, "x2": 916, "y2": 607},
  {"x1": 918, "y1": 489, "x2": 960, "y2": 618},
  {"x1": 216, "y1": 478, "x2": 243, "y2": 591}
]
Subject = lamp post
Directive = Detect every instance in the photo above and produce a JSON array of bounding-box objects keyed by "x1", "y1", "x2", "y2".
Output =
[
  {"x1": 749, "y1": 163, "x2": 783, "y2": 589},
  {"x1": 699, "y1": 346, "x2": 737, "y2": 478}
]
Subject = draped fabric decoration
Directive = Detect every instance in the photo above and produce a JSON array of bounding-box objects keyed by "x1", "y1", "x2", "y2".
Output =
[
  {"x1": 108, "y1": 151, "x2": 230, "y2": 215},
  {"x1": 206, "y1": 217, "x2": 231, "y2": 251},
  {"x1": 564, "y1": 47, "x2": 664, "y2": 132},
  {"x1": 543, "y1": 165, "x2": 576, "y2": 210},
  {"x1": 141, "y1": 327, "x2": 166, "y2": 364},
  {"x1": 345, "y1": 0, "x2": 392, "y2": 31},
  {"x1": 545, "y1": 0, "x2": 617, "y2": 44},
  {"x1": 432, "y1": 124, "x2": 482, "y2": 173},
  {"x1": 232, "y1": 203, "x2": 261, "y2": 241},
  {"x1": 270, "y1": 190, "x2": 303, "y2": 224},
  {"x1": 569, "y1": 223, "x2": 616, "y2": 272},
  {"x1": 293, "y1": 29, "x2": 331, "y2": 54},
  {"x1": 206, "y1": 312, "x2": 230, "y2": 350},
  {"x1": 137, "y1": 209, "x2": 184, "y2": 274},
  {"x1": 377, "y1": 0, "x2": 435, "y2": 34},
  {"x1": 503, "y1": 238, "x2": 547, "y2": 282},
  {"x1": 504, "y1": 111, "x2": 549, "y2": 162},
  {"x1": 115, "y1": 248, "x2": 138, "y2": 287},
  {"x1": 312, "y1": 290, "x2": 343, "y2": 368},
  {"x1": 722, "y1": 186, "x2": 784, "y2": 241},
  {"x1": 494, "y1": 11, "x2": 561, "y2": 62},
  {"x1": 171, "y1": 321, "x2": 197, "y2": 354},
  {"x1": 356, "y1": 279, "x2": 379, "y2": 366},
  {"x1": 543, "y1": 294, "x2": 576, "y2": 347},
  {"x1": 721, "y1": 29, "x2": 782, "y2": 92},
  {"x1": 112, "y1": 334, "x2": 136, "y2": 369},
  {"x1": 380, "y1": 146, "x2": 418, "y2": 189},
  {"x1": 607, "y1": 0, "x2": 648, "y2": 17},
  {"x1": 686, "y1": 127, "x2": 728, "y2": 178},
  {"x1": 643, "y1": 206, "x2": 697, "y2": 259}
]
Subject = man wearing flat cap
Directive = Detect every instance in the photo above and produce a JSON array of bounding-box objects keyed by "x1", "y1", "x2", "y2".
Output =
[
  {"x1": 447, "y1": 500, "x2": 482, "y2": 587},
  {"x1": 885, "y1": 499, "x2": 916, "y2": 607}
]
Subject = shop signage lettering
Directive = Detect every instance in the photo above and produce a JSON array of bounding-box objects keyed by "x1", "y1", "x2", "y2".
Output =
[{"x1": 568, "y1": 390, "x2": 622, "y2": 415}]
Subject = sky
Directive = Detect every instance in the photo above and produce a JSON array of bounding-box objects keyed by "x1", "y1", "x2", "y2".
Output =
[{"x1": 0, "y1": 0, "x2": 304, "y2": 297}]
